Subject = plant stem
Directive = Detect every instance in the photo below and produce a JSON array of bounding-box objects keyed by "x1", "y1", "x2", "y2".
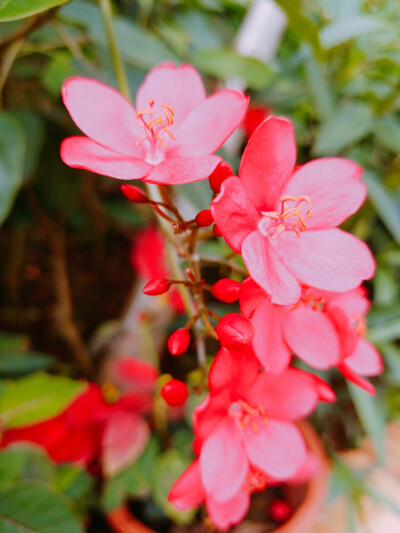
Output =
[{"x1": 99, "y1": 0, "x2": 130, "y2": 100}]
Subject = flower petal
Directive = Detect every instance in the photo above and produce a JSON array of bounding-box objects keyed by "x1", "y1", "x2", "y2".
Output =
[
  {"x1": 62, "y1": 77, "x2": 142, "y2": 155},
  {"x1": 282, "y1": 306, "x2": 341, "y2": 369},
  {"x1": 168, "y1": 459, "x2": 205, "y2": 510},
  {"x1": 243, "y1": 419, "x2": 306, "y2": 479},
  {"x1": 242, "y1": 231, "x2": 301, "y2": 305},
  {"x1": 208, "y1": 346, "x2": 259, "y2": 395},
  {"x1": 283, "y1": 158, "x2": 366, "y2": 229},
  {"x1": 206, "y1": 490, "x2": 250, "y2": 531},
  {"x1": 61, "y1": 137, "x2": 152, "y2": 180},
  {"x1": 239, "y1": 277, "x2": 266, "y2": 318},
  {"x1": 239, "y1": 116, "x2": 296, "y2": 212},
  {"x1": 136, "y1": 63, "x2": 206, "y2": 126},
  {"x1": 250, "y1": 300, "x2": 291, "y2": 373},
  {"x1": 143, "y1": 155, "x2": 220, "y2": 185},
  {"x1": 248, "y1": 368, "x2": 319, "y2": 420},
  {"x1": 200, "y1": 418, "x2": 248, "y2": 502},
  {"x1": 345, "y1": 338, "x2": 383, "y2": 376},
  {"x1": 172, "y1": 90, "x2": 249, "y2": 157},
  {"x1": 338, "y1": 362, "x2": 376, "y2": 395},
  {"x1": 273, "y1": 228, "x2": 375, "y2": 292},
  {"x1": 211, "y1": 178, "x2": 260, "y2": 253}
]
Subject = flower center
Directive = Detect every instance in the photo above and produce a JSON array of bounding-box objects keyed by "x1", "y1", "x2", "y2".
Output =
[
  {"x1": 136, "y1": 99, "x2": 175, "y2": 160},
  {"x1": 297, "y1": 285, "x2": 326, "y2": 311},
  {"x1": 260, "y1": 195, "x2": 312, "y2": 240},
  {"x1": 244, "y1": 464, "x2": 268, "y2": 492},
  {"x1": 229, "y1": 399, "x2": 268, "y2": 434},
  {"x1": 352, "y1": 313, "x2": 367, "y2": 336}
]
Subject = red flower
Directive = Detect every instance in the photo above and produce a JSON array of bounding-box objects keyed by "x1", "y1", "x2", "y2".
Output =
[
  {"x1": 61, "y1": 63, "x2": 248, "y2": 185},
  {"x1": 240, "y1": 278, "x2": 383, "y2": 391},
  {"x1": 211, "y1": 117, "x2": 375, "y2": 305}
]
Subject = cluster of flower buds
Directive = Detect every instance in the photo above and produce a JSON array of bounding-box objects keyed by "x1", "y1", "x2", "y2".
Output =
[{"x1": 61, "y1": 62, "x2": 383, "y2": 531}]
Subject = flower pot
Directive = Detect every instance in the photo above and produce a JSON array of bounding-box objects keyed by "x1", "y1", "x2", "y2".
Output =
[{"x1": 106, "y1": 420, "x2": 329, "y2": 533}]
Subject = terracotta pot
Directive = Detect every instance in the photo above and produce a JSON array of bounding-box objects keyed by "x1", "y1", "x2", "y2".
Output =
[{"x1": 107, "y1": 420, "x2": 329, "y2": 533}]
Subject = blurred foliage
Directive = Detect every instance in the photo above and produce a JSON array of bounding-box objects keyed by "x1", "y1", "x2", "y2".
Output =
[{"x1": 0, "y1": 0, "x2": 399, "y2": 530}]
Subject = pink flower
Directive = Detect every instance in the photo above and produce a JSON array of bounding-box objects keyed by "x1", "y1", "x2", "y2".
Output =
[
  {"x1": 240, "y1": 278, "x2": 383, "y2": 391},
  {"x1": 61, "y1": 63, "x2": 248, "y2": 185},
  {"x1": 211, "y1": 116, "x2": 375, "y2": 305},
  {"x1": 188, "y1": 347, "x2": 320, "y2": 509}
]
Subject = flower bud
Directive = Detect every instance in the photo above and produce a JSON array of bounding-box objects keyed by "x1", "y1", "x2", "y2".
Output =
[
  {"x1": 208, "y1": 161, "x2": 234, "y2": 193},
  {"x1": 143, "y1": 278, "x2": 172, "y2": 296},
  {"x1": 121, "y1": 184, "x2": 149, "y2": 203},
  {"x1": 269, "y1": 499, "x2": 293, "y2": 523},
  {"x1": 195, "y1": 209, "x2": 214, "y2": 227},
  {"x1": 211, "y1": 279, "x2": 241, "y2": 303},
  {"x1": 216, "y1": 313, "x2": 254, "y2": 347},
  {"x1": 168, "y1": 328, "x2": 190, "y2": 356},
  {"x1": 213, "y1": 224, "x2": 222, "y2": 237},
  {"x1": 161, "y1": 379, "x2": 188, "y2": 407}
]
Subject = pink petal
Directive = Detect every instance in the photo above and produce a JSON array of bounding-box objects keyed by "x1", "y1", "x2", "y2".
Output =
[
  {"x1": 283, "y1": 158, "x2": 366, "y2": 229},
  {"x1": 345, "y1": 338, "x2": 383, "y2": 376},
  {"x1": 239, "y1": 117, "x2": 296, "y2": 212},
  {"x1": 62, "y1": 77, "x2": 142, "y2": 155},
  {"x1": 200, "y1": 418, "x2": 248, "y2": 502},
  {"x1": 239, "y1": 277, "x2": 266, "y2": 318},
  {"x1": 273, "y1": 228, "x2": 375, "y2": 292},
  {"x1": 102, "y1": 413, "x2": 149, "y2": 476},
  {"x1": 172, "y1": 90, "x2": 249, "y2": 157},
  {"x1": 338, "y1": 362, "x2": 376, "y2": 395},
  {"x1": 250, "y1": 300, "x2": 291, "y2": 373},
  {"x1": 168, "y1": 460, "x2": 206, "y2": 510},
  {"x1": 61, "y1": 137, "x2": 152, "y2": 180},
  {"x1": 193, "y1": 391, "x2": 229, "y2": 446},
  {"x1": 211, "y1": 178, "x2": 260, "y2": 253},
  {"x1": 208, "y1": 346, "x2": 259, "y2": 395},
  {"x1": 282, "y1": 306, "x2": 341, "y2": 369},
  {"x1": 113, "y1": 357, "x2": 158, "y2": 389},
  {"x1": 243, "y1": 419, "x2": 306, "y2": 479},
  {"x1": 206, "y1": 489, "x2": 250, "y2": 531},
  {"x1": 248, "y1": 368, "x2": 319, "y2": 420},
  {"x1": 242, "y1": 231, "x2": 301, "y2": 305},
  {"x1": 327, "y1": 286, "x2": 370, "y2": 317},
  {"x1": 136, "y1": 63, "x2": 206, "y2": 126},
  {"x1": 143, "y1": 155, "x2": 220, "y2": 185}
]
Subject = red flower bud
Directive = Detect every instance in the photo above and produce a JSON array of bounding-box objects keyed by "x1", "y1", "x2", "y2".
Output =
[
  {"x1": 121, "y1": 184, "x2": 149, "y2": 203},
  {"x1": 168, "y1": 328, "x2": 190, "y2": 356},
  {"x1": 195, "y1": 209, "x2": 214, "y2": 227},
  {"x1": 208, "y1": 161, "x2": 234, "y2": 193},
  {"x1": 161, "y1": 379, "x2": 188, "y2": 407},
  {"x1": 211, "y1": 279, "x2": 241, "y2": 303},
  {"x1": 216, "y1": 313, "x2": 254, "y2": 347},
  {"x1": 269, "y1": 499, "x2": 293, "y2": 523},
  {"x1": 143, "y1": 278, "x2": 172, "y2": 295},
  {"x1": 213, "y1": 224, "x2": 222, "y2": 237}
]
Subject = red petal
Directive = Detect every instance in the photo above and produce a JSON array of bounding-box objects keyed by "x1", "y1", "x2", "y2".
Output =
[
  {"x1": 273, "y1": 228, "x2": 375, "y2": 292},
  {"x1": 345, "y1": 338, "x2": 383, "y2": 376},
  {"x1": 283, "y1": 158, "x2": 366, "y2": 229},
  {"x1": 242, "y1": 231, "x2": 301, "y2": 305},
  {"x1": 206, "y1": 489, "x2": 250, "y2": 531},
  {"x1": 168, "y1": 459, "x2": 205, "y2": 510},
  {"x1": 282, "y1": 306, "x2": 341, "y2": 369},
  {"x1": 243, "y1": 419, "x2": 306, "y2": 479},
  {"x1": 61, "y1": 137, "x2": 152, "y2": 180},
  {"x1": 239, "y1": 116, "x2": 296, "y2": 212},
  {"x1": 62, "y1": 77, "x2": 142, "y2": 154},
  {"x1": 200, "y1": 418, "x2": 248, "y2": 502}
]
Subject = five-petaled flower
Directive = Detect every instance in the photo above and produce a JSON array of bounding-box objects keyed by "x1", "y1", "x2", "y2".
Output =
[
  {"x1": 61, "y1": 63, "x2": 248, "y2": 185},
  {"x1": 211, "y1": 116, "x2": 375, "y2": 305}
]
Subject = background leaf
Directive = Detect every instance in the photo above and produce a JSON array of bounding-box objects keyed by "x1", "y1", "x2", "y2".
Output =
[{"x1": 0, "y1": 0, "x2": 69, "y2": 21}]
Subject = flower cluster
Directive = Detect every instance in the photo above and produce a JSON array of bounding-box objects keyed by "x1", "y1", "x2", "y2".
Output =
[{"x1": 55, "y1": 62, "x2": 384, "y2": 529}]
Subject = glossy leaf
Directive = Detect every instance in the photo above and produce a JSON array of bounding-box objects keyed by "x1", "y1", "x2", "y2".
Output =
[
  {"x1": 0, "y1": 373, "x2": 87, "y2": 429},
  {"x1": 0, "y1": 480, "x2": 84, "y2": 533},
  {"x1": 0, "y1": 0, "x2": 68, "y2": 21}
]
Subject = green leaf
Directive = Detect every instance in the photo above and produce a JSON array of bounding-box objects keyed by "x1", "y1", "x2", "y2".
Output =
[
  {"x1": 0, "y1": 351, "x2": 54, "y2": 377},
  {"x1": 0, "y1": 373, "x2": 87, "y2": 429},
  {"x1": 320, "y1": 15, "x2": 389, "y2": 49},
  {"x1": 313, "y1": 103, "x2": 374, "y2": 156},
  {"x1": 0, "y1": 480, "x2": 84, "y2": 532},
  {"x1": 55, "y1": 464, "x2": 95, "y2": 513},
  {"x1": 347, "y1": 382, "x2": 386, "y2": 464},
  {"x1": 0, "y1": 113, "x2": 26, "y2": 226},
  {"x1": 192, "y1": 48, "x2": 271, "y2": 90},
  {"x1": 0, "y1": 0, "x2": 69, "y2": 21},
  {"x1": 362, "y1": 170, "x2": 400, "y2": 245},
  {"x1": 9, "y1": 111, "x2": 45, "y2": 182},
  {"x1": 375, "y1": 116, "x2": 400, "y2": 153}
]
